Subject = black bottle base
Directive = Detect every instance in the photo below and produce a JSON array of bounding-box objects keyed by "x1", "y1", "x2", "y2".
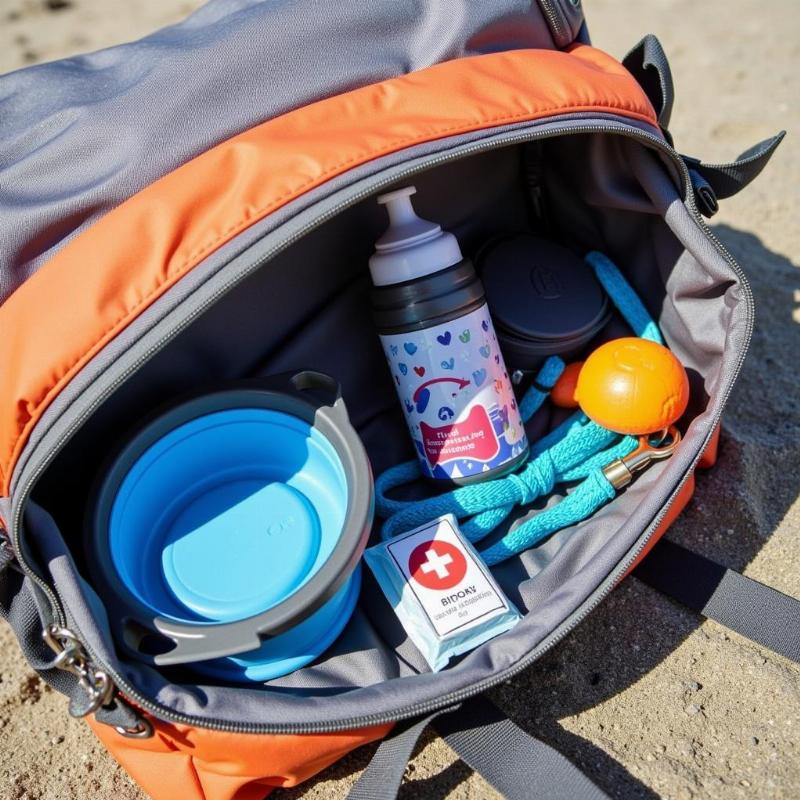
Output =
[{"x1": 422, "y1": 444, "x2": 530, "y2": 488}]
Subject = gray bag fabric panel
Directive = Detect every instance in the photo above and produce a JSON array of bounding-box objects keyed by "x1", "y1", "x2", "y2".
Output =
[
  {"x1": 0, "y1": 0, "x2": 557, "y2": 304},
  {"x1": 0, "y1": 550, "x2": 76, "y2": 697},
  {"x1": 538, "y1": 0, "x2": 587, "y2": 49},
  {"x1": 15, "y1": 135, "x2": 749, "y2": 728}
]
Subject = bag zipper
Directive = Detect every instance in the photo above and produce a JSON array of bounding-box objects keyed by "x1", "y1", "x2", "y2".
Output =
[
  {"x1": 8, "y1": 115, "x2": 753, "y2": 734},
  {"x1": 539, "y1": 0, "x2": 567, "y2": 43},
  {"x1": 537, "y1": 0, "x2": 583, "y2": 48}
]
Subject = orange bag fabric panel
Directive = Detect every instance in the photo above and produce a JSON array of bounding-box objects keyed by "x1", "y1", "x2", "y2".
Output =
[
  {"x1": 0, "y1": 44, "x2": 656, "y2": 494},
  {"x1": 697, "y1": 423, "x2": 722, "y2": 470},
  {"x1": 621, "y1": 472, "x2": 696, "y2": 580},
  {"x1": 623, "y1": 421, "x2": 721, "y2": 580},
  {"x1": 87, "y1": 713, "x2": 392, "y2": 800}
]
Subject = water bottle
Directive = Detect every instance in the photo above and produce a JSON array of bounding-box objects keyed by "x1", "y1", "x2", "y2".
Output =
[{"x1": 370, "y1": 186, "x2": 528, "y2": 483}]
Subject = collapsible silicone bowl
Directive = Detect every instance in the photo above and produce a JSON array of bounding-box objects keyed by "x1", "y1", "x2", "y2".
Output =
[{"x1": 87, "y1": 370, "x2": 373, "y2": 682}]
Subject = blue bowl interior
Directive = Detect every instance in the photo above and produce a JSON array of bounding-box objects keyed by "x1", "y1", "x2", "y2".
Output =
[{"x1": 108, "y1": 408, "x2": 348, "y2": 624}]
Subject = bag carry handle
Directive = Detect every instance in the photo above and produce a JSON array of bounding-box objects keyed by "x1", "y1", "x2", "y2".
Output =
[
  {"x1": 348, "y1": 696, "x2": 609, "y2": 800},
  {"x1": 635, "y1": 538, "x2": 800, "y2": 664},
  {"x1": 681, "y1": 132, "x2": 786, "y2": 209},
  {"x1": 623, "y1": 34, "x2": 674, "y2": 131}
]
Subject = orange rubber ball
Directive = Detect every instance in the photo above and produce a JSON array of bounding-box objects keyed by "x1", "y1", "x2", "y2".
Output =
[
  {"x1": 551, "y1": 361, "x2": 583, "y2": 409},
  {"x1": 575, "y1": 337, "x2": 689, "y2": 434}
]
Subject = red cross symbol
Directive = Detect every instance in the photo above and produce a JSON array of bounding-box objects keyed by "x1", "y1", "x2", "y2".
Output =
[{"x1": 408, "y1": 539, "x2": 468, "y2": 590}]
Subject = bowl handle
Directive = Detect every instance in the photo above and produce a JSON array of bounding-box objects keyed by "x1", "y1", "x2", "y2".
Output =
[
  {"x1": 251, "y1": 369, "x2": 351, "y2": 427},
  {"x1": 121, "y1": 550, "x2": 359, "y2": 665}
]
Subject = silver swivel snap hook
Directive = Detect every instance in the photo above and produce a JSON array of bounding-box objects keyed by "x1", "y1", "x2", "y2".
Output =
[{"x1": 602, "y1": 426, "x2": 682, "y2": 490}]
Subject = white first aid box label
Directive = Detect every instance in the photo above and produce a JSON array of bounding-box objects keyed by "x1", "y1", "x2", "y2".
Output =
[{"x1": 385, "y1": 516, "x2": 510, "y2": 637}]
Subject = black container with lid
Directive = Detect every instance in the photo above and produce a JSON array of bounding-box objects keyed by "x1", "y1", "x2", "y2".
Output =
[{"x1": 478, "y1": 235, "x2": 611, "y2": 375}]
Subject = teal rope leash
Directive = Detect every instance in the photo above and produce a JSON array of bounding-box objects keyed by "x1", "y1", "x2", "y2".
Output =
[
  {"x1": 519, "y1": 355, "x2": 564, "y2": 421},
  {"x1": 481, "y1": 469, "x2": 616, "y2": 566},
  {"x1": 377, "y1": 394, "x2": 637, "y2": 545},
  {"x1": 375, "y1": 252, "x2": 658, "y2": 565},
  {"x1": 585, "y1": 250, "x2": 663, "y2": 343}
]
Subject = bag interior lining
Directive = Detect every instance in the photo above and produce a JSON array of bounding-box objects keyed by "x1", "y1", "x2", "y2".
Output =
[{"x1": 23, "y1": 132, "x2": 744, "y2": 725}]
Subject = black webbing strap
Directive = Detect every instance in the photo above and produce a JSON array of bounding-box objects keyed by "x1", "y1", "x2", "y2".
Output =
[
  {"x1": 622, "y1": 35, "x2": 784, "y2": 214},
  {"x1": 635, "y1": 538, "x2": 800, "y2": 664},
  {"x1": 348, "y1": 710, "x2": 446, "y2": 800},
  {"x1": 348, "y1": 697, "x2": 609, "y2": 800},
  {"x1": 682, "y1": 131, "x2": 785, "y2": 203},
  {"x1": 433, "y1": 696, "x2": 609, "y2": 800}
]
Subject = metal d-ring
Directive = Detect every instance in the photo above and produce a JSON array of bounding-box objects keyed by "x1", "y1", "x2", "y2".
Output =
[{"x1": 115, "y1": 718, "x2": 154, "y2": 739}]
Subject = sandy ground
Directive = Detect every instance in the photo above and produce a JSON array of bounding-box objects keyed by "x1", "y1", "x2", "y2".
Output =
[{"x1": 1, "y1": 1, "x2": 798, "y2": 798}]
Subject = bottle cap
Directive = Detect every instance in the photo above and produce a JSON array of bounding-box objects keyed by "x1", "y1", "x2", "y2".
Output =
[{"x1": 369, "y1": 186, "x2": 464, "y2": 286}]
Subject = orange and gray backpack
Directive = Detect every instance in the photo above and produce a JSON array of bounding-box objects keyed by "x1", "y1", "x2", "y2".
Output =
[{"x1": 0, "y1": 2, "x2": 794, "y2": 799}]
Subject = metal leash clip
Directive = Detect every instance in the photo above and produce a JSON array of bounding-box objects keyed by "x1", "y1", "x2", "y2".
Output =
[
  {"x1": 602, "y1": 425, "x2": 682, "y2": 490},
  {"x1": 42, "y1": 624, "x2": 115, "y2": 717}
]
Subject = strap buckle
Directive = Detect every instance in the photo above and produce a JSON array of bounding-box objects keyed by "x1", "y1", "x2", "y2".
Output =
[{"x1": 602, "y1": 426, "x2": 681, "y2": 490}]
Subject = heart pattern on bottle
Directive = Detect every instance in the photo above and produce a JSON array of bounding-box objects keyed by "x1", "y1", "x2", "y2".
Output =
[
  {"x1": 380, "y1": 309, "x2": 526, "y2": 480},
  {"x1": 472, "y1": 368, "x2": 487, "y2": 386}
]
